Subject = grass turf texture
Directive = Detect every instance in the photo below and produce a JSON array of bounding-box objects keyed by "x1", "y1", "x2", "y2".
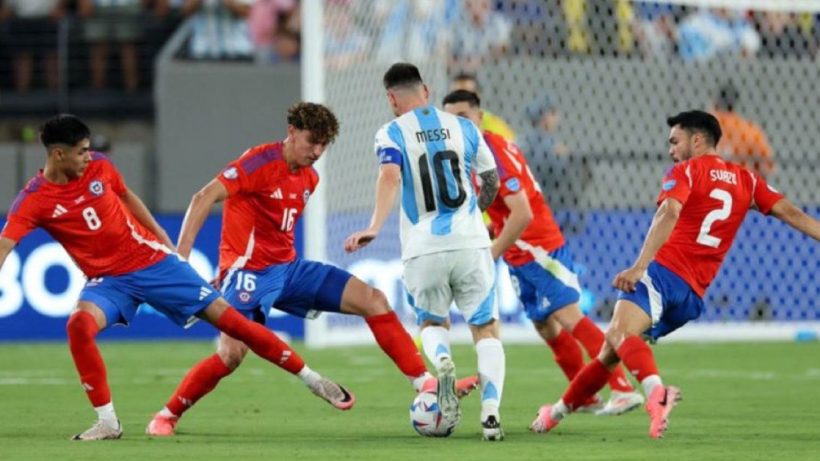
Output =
[{"x1": 1, "y1": 341, "x2": 818, "y2": 460}]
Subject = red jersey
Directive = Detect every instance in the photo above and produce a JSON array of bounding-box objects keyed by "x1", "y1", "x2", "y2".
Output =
[
  {"x1": 483, "y1": 132, "x2": 565, "y2": 266},
  {"x1": 655, "y1": 154, "x2": 784, "y2": 297},
  {"x1": 216, "y1": 142, "x2": 317, "y2": 278},
  {"x1": 1, "y1": 153, "x2": 169, "y2": 277}
]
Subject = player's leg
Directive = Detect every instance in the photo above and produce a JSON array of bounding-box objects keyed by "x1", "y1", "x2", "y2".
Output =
[
  {"x1": 68, "y1": 272, "x2": 145, "y2": 441},
  {"x1": 415, "y1": 315, "x2": 480, "y2": 398},
  {"x1": 511, "y1": 267, "x2": 589, "y2": 394},
  {"x1": 529, "y1": 307, "x2": 636, "y2": 434},
  {"x1": 199, "y1": 298, "x2": 354, "y2": 409},
  {"x1": 468, "y1": 319, "x2": 505, "y2": 441},
  {"x1": 147, "y1": 331, "x2": 248, "y2": 436},
  {"x1": 514, "y1": 247, "x2": 641, "y2": 413},
  {"x1": 403, "y1": 252, "x2": 464, "y2": 428},
  {"x1": 550, "y1": 304, "x2": 643, "y2": 414},
  {"x1": 66, "y1": 301, "x2": 124, "y2": 441},
  {"x1": 142, "y1": 257, "x2": 354, "y2": 412},
  {"x1": 530, "y1": 298, "x2": 661, "y2": 434},
  {"x1": 454, "y1": 249, "x2": 505, "y2": 441},
  {"x1": 337, "y1": 275, "x2": 433, "y2": 390},
  {"x1": 273, "y1": 257, "x2": 433, "y2": 391}
]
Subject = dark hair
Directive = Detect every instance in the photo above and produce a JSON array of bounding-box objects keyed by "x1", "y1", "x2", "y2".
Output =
[
  {"x1": 666, "y1": 110, "x2": 722, "y2": 147},
  {"x1": 40, "y1": 114, "x2": 90, "y2": 148},
  {"x1": 442, "y1": 90, "x2": 481, "y2": 108},
  {"x1": 287, "y1": 102, "x2": 339, "y2": 145},
  {"x1": 383, "y1": 62, "x2": 423, "y2": 90},
  {"x1": 451, "y1": 72, "x2": 480, "y2": 92},
  {"x1": 714, "y1": 81, "x2": 739, "y2": 111}
]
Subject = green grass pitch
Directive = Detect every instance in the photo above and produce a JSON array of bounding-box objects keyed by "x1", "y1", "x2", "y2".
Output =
[{"x1": 1, "y1": 341, "x2": 818, "y2": 460}]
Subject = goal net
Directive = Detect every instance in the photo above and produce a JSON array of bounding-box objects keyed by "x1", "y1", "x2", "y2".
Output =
[{"x1": 303, "y1": 0, "x2": 820, "y2": 347}]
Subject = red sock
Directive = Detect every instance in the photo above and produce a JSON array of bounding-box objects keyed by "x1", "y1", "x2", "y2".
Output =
[
  {"x1": 365, "y1": 311, "x2": 427, "y2": 379},
  {"x1": 66, "y1": 311, "x2": 110, "y2": 407},
  {"x1": 215, "y1": 307, "x2": 304, "y2": 374},
  {"x1": 545, "y1": 330, "x2": 584, "y2": 381},
  {"x1": 616, "y1": 335, "x2": 659, "y2": 382},
  {"x1": 166, "y1": 354, "x2": 233, "y2": 417},
  {"x1": 561, "y1": 359, "x2": 611, "y2": 411},
  {"x1": 571, "y1": 317, "x2": 634, "y2": 392}
]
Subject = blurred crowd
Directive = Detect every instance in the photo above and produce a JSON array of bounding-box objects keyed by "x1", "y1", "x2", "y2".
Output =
[{"x1": 1, "y1": 0, "x2": 819, "y2": 93}]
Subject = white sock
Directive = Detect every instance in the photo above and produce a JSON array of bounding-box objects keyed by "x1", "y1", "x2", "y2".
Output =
[
  {"x1": 551, "y1": 400, "x2": 569, "y2": 421},
  {"x1": 412, "y1": 372, "x2": 435, "y2": 392},
  {"x1": 94, "y1": 402, "x2": 118, "y2": 425},
  {"x1": 641, "y1": 374, "x2": 663, "y2": 396},
  {"x1": 476, "y1": 337, "x2": 505, "y2": 422},
  {"x1": 298, "y1": 365, "x2": 321, "y2": 387},
  {"x1": 420, "y1": 326, "x2": 451, "y2": 372},
  {"x1": 158, "y1": 407, "x2": 177, "y2": 418}
]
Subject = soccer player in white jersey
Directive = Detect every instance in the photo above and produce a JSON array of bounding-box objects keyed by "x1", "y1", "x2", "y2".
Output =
[{"x1": 345, "y1": 63, "x2": 505, "y2": 441}]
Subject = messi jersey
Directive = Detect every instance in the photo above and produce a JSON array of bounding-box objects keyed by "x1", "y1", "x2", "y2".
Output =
[
  {"x1": 374, "y1": 105, "x2": 496, "y2": 260},
  {"x1": 1, "y1": 153, "x2": 170, "y2": 277},
  {"x1": 655, "y1": 154, "x2": 784, "y2": 297},
  {"x1": 216, "y1": 142, "x2": 318, "y2": 279},
  {"x1": 483, "y1": 131, "x2": 565, "y2": 266}
]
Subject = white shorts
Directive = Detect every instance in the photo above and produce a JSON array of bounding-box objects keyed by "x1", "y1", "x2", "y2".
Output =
[{"x1": 403, "y1": 248, "x2": 498, "y2": 325}]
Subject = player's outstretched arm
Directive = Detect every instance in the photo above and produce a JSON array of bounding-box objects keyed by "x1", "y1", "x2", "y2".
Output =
[
  {"x1": 0, "y1": 237, "x2": 16, "y2": 271},
  {"x1": 344, "y1": 164, "x2": 401, "y2": 253},
  {"x1": 121, "y1": 188, "x2": 175, "y2": 251},
  {"x1": 770, "y1": 198, "x2": 820, "y2": 242},
  {"x1": 613, "y1": 198, "x2": 683, "y2": 292},
  {"x1": 178, "y1": 179, "x2": 229, "y2": 258},
  {"x1": 491, "y1": 190, "x2": 533, "y2": 261}
]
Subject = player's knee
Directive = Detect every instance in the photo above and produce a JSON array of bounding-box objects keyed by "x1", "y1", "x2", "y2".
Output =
[
  {"x1": 66, "y1": 312, "x2": 98, "y2": 341},
  {"x1": 604, "y1": 328, "x2": 626, "y2": 353},
  {"x1": 362, "y1": 287, "x2": 391, "y2": 316},
  {"x1": 217, "y1": 345, "x2": 248, "y2": 370}
]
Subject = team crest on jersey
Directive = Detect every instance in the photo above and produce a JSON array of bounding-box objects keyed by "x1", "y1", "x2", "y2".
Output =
[
  {"x1": 89, "y1": 180, "x2": 104, "y2": 196},
  {"x1": 239, "y1": 292, "x2": 251, "y2": 303},
  {"x1": 662, "y1": 180, "x2": 677, "y2": 191},
  {"x1": 303, "y1": 190, "x2": 310, "y2": 203},
  {"x1": 505, "y1": 178, "x2": 521, "y2": 192},
  {"x1": 223, "y1": 167, "x2": 238, "y2": 179}
]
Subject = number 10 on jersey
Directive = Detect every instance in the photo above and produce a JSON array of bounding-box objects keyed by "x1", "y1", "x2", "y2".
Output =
[{"x1": 418, "y1": 150, "x2": 466, "y2": 213}]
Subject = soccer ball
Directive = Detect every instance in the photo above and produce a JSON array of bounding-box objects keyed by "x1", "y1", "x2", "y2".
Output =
[{"x1": 409, "y1": 390, "x2": 458, "y2": 437}]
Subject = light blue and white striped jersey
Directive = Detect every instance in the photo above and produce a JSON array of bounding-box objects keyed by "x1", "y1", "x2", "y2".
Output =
[{"x1": 374, "y1": 105, "x2": 496, "y2": 260}]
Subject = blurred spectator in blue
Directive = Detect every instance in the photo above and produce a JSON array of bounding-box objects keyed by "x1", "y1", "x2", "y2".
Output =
[
  {"x1": 632, "y1": 1, "x2": 679, "y2": 58},
  {"x1": 324, "y1": 1, "x2": 369, "y2": 70},
  {"x1": 497, "y1": 0, "x2": 567, "y2": 57},
  {"x1": 677, "y1": 8, "x2": 760, "y2": 62},
  {"x1": 375, "y1": 0, "x2": 454, "y2": 63},
  {"x1": 449, "y1": 0, "x2": 512, "y2": 73},
  {"x1": 755, "y1": 10, "x2": 813, "y2": 58},
  {"x1": 518, "y1": 93, "x2": 581, "y2": 210},
  {"x1": 79, "y1": 0, "x2": 161, "y2": 92},
  {"x1": 248, "y1": 0, "x2": 299, "y2": 64},
  {"x1": 182, "y1": 0, "x2": 254, "y2": 60},
  {"x1": 0, "y1": 0, "x2": 66, "y2": 92}
]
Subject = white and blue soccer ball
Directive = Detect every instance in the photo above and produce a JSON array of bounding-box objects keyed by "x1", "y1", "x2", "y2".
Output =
[{"x1": 409, "y1": 390, "x2": 458, "y2": 437}]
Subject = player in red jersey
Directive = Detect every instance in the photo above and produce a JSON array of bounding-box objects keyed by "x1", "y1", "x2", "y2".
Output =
[
  {"x1": 146, "y1": 102, "x2": 474, "y2": 437},
  {"x1": 530, "y1": 110, "x2": 820, "y2": 438},
  {"x1": 0, "y1": 115, "x2": 353, "y2": 441},
  {"x1": 443, "y1": 90, "x2": 644, "y2": 416}
]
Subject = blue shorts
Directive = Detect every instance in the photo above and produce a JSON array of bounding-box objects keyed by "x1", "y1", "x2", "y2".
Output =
[
  {"x1": 221, "y1": 258, "x2": 352, "y2": 321},
  {"x1": 79, "y1": 254, "x2": 220, "y2": 328},
  {"x1": 617, "y1": 261, "x2": 704, "y2": 340},
  {"x1": 507, "y1": 245, "x2": 581, "y2": 322}
]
